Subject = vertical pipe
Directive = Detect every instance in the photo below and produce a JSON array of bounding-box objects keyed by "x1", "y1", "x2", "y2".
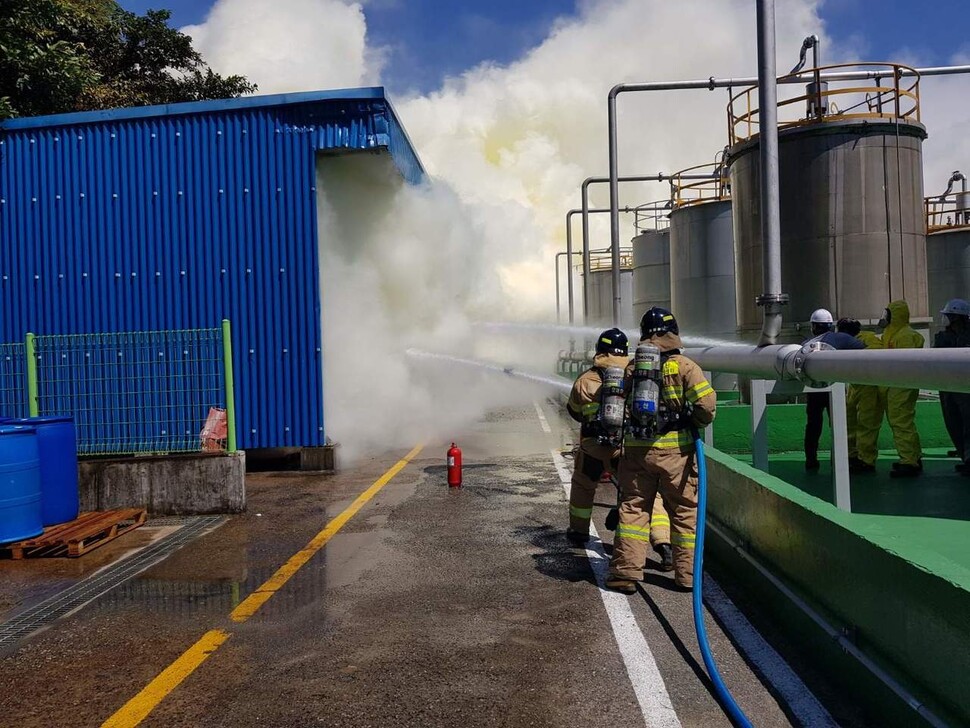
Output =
[
  {"x1": 222, "y1": 319, "x2": 237, "y2": 453},
  {"x1": 555, "y1": 253, "x2": 562, "y2": 325},
  {"x1": 565, "y1": 211, "x2": 575, "y2": 325},
  {"x1": 607, "y1": 93, "x2": 621, "y2": 326},
  {"x1": 25, "y1": 333, "x2": 38, "y2": 417},
  {"x1": 755, "y1": 0, "x2": 786, "y2": 344},
  {"x1": 581, "y1": 183, "x2": 592, "y2": 323}
]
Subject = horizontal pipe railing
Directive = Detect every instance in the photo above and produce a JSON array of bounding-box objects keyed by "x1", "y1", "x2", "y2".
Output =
[{"x1": 683, "y1": 345, "x2": 970, "y2": 394}]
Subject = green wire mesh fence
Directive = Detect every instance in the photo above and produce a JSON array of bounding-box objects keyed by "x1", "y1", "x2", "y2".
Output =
[
  {"x1": 0, "y1": 323, "x2": 236, "y2": 457},
  {"x1": 0, "y1": 343, "x2": 28, "y2": 418}
]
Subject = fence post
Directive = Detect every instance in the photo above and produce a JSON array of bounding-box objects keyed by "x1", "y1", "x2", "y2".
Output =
[
  {"x1": 221, "y1": 319, "x2": 237, "y2": 453},
  {"x1": 25, "y1": 333, "x2": 39, "y2": 417}
]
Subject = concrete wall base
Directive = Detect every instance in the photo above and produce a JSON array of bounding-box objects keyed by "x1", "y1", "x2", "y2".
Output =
[
  {"x1": 79, "y1": 452, "x2": 246, "y2": 515},
  {"x1": 300, "y1": 445, "x2": 337, "y2": 472}
]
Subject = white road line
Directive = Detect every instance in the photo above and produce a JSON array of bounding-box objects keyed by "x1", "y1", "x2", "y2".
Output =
[
  {"x1": 703, "y1": 579, "x2": 838, "y2": 728},
  {"x1": 533, "y1": 400, "x2": 552, "y2": 433},
  {"x1": 551, "y1": 449, "x2": 682, "y2": 728}
]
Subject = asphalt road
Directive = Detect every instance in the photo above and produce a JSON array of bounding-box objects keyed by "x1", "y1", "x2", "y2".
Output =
[{"x1": 0, "y1": 398, "x2": 862, "y2": 727}]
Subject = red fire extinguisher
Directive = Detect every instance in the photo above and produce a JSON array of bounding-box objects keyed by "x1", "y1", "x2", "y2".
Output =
[{"x1": 447, "y1": 442, "x2": 462, "y2": 488}]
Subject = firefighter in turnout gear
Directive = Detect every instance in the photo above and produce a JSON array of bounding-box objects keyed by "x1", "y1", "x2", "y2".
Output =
[
  {"x1": 605, "y1": 308, "x2": 716, "y2": 593},
  {"x1": 564, "y1": 328, "x2": 630, "y2": 545}
]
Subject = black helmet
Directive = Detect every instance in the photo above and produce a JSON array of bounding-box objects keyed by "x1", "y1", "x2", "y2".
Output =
[
  {"x1": 595, "y1": 328, "x2": 628, "y2": 356},
  {"x1": 836, "y1": 317, "x2": 861, "y2": 337},
  {"x1": 640, "y1": 307, "x2": 679, "y2": 339}
]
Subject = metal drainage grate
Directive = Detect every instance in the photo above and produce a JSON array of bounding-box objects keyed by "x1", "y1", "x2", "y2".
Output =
[{"x1": 0, "y1": 515, "x2": 226, "y2": 648}]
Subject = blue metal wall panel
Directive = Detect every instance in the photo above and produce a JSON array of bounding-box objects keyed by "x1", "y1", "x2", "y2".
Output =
[{"x1": 0, "y1": 90, "x2": 425, "y2": 449}]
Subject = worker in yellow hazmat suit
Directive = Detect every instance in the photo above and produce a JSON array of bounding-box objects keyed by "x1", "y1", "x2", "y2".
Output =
[
  {"x1": 837, "y1": 318, "x2": 883, "y2": 473},
  {"x1": 879, "y1": 300, "x2": 925, "y2": 478}
]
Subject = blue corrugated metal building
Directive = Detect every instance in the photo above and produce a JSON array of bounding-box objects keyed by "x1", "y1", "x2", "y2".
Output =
[{"x1": 0, "y1": 88, "x2": 425, "y2": 450}]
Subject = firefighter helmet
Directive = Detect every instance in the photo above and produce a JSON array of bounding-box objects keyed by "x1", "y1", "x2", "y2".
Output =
[
  {"x1": 595, "y1": 328, "x2": 629, "y2": 356},
  {"x1": 640, "y1": 307, "x2": 679, "y2": 339}
]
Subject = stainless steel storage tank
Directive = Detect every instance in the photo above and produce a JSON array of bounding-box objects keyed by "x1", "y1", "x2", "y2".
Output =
[
  {"x1": 585, "y1": 249, "x2": 635, "y2": 328},
  {"x1": 727, "y1": 63, "x2": 929, "y2": 339},
  {"x1": 925, "y1": 172, "x2": 970, "y2": 321},
  {"x1": 668, "y1": 166, "x2": 736, "y2": 341},
  {"x1": 631, "y1": 202, "x2": 672, "y2": 324},
  {"x1": 632, "y1": 230, "x2": 670, "y2": 323}
]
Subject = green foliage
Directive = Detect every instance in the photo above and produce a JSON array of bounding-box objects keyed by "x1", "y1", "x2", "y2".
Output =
[{"x1": 0, "y1": 0, "x2": 255, "y2": 119}]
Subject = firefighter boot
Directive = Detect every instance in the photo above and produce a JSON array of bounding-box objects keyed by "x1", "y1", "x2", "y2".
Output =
[
  {"x1": 655, "y1": 543, "x2": 674, "y2": 572},
  {"x1": 604, "y1": 577, "x2": 637, "y2": 594}
]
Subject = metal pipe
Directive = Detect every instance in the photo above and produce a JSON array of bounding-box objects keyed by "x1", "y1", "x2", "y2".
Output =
[
  {"x1": 755, "y1": 0, "x2": 786, "y2": 345},
  {"x1": 605, "y1": 62, "x2": 970, "y2": 337},
  {"x1": 789, "y1": 34, "x2": 820, "y2": 75},
  {"x1": 683, "y1": 344, "x2": 970, "y2": 394},
  {"x1": 707, "y1": 520, "x2": 949, "y2": 728},
  {"x1": 581, "y1": 173, "x2": 716, "y2": 324},
  {"x1": 940, "y1": 169, "x2": 967, "y2": 198}
]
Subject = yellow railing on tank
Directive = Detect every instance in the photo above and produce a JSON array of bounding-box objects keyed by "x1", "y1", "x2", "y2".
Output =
[
  {"x1": 926, "y1": 194, "x2": 970, "y2": 234},
  {"x1": 588, "y1": 249, "x2": 634, "y2": 272},
  {"x1": 728, "y1": 62, "x2": 921, "y2": 147},
  {"x1": 669, "y1": 162, "x2": 730, "y2": 210}
]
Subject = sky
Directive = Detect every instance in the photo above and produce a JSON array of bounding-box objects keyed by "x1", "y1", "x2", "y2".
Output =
[{"x1": 121, "y1": 0, "x2": 970, "y2": 96}]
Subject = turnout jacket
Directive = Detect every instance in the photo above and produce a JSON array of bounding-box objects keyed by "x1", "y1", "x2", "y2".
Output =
[
  {"x1": 567, "y1": 353, "x2": 631, "y2": 443},
  {"x1": 623, "y1": 332, "x2": 716, "y2": 452}
]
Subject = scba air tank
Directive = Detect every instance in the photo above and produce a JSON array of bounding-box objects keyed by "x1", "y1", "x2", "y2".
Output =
[
  {"x1": 600, "y1": 367, "x2": 626, "y2": 432},
  {"x1": 632, "y1": 344, "x2": 662, "y2": 426}
]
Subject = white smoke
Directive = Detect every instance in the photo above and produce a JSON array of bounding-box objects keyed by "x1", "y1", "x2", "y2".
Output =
[{"x1": 182, "y1": 0, "x2": 970, "y2": 460}]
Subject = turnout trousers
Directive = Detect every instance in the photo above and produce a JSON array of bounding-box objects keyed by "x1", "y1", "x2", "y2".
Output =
[
  {"x1": 609, "y1": 446, "x2": 698, "y2": 588},
  {"x1": 569, "y1": 440, "x2": 617, "y2": 534}
]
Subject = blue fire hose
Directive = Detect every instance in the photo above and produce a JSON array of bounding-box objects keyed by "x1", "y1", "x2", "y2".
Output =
[{"x1": 693, "y1": 433, "x2": 754, "y2": 728}]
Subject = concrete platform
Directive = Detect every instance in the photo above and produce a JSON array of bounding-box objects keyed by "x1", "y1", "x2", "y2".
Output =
[
  {"x1": 0, "y1": 401, "x2": 859, "y2": 728},
  {"x1": 707, "y1": 446, "x2": 970, "y2": 726}
]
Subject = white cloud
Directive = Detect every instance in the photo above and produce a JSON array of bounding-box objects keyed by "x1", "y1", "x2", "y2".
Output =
[{"x1": 183, "y1": 0, "x2": 384, "y2": 93}]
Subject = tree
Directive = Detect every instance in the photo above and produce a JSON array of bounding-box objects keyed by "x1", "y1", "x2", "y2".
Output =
[{"x1": 0, "y1": 0, "x2": 255, "y2": 119}]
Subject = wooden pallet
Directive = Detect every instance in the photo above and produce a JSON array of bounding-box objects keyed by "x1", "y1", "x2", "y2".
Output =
[{"x1": 1, "y1": 509, "x2": 148, "y2": 559}]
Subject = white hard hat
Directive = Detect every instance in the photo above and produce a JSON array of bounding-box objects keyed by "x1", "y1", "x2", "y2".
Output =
[
  {"x1": 941, "y1": 299, "x2": 970, "y2": 317},
  {"x1": 810, "y1": 308, "x2": 834, "y2": 324}
]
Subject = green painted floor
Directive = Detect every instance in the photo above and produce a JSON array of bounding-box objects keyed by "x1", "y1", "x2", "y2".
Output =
[{"x1": 729, "y1": 447, "x2": 970, "y2": 588}]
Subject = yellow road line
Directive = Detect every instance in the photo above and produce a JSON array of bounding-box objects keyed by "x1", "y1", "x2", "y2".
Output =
[
  {"x1": 100, "y1": 444, "x2": 424, "y2": 728},
  {"x1": 230, "y1": 442, "x2": 424, "y2": 622},
  {"x1": 101, "y1": 629, "x2": 230, "y2": 728}
]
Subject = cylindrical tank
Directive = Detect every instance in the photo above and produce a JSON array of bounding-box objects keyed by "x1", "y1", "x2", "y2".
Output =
[
  {"x1": 669, "y1": 200, "x2": 736, "y2": 339},
  {"x1": 0, "y1": 425, "x2": 42, "y2": 544},
  {"x1": 729, "y1": 119, "x2": 928, "y2": 339},
  {"x1": 926, "y1": 228, "x2": 970, "y2": 321},
  {"x1": 586, "y1": 269, "x2": 635, "y2": 329},
  {"x1": 632, "y1": 230, "x2": 670, "y2": 324},
  {"x1": 9, "y1": 416, "x2": 79, "y2": 526}
]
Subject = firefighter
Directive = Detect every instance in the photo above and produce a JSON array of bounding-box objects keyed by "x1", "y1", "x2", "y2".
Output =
[
  {"x1": 934, "y1": 299, "x2": 970, "y2": 475},
  {"x1": 605, "y1": 307, "x2": 716, "y2": 593},
  {"x1": 564, "y1": 328, "x2": 630, "y2": 545},
  {"x1": 878, "y1": 300, "x2": 925, "y2": 478}
]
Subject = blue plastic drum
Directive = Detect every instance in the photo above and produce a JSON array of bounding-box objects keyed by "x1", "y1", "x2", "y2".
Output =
[
  {"x1": 0, "y1": 425, "x2": 42, "y2": 544},
  {"x1": 8, "y1": 416, "x2": 80, "y2": 527}
]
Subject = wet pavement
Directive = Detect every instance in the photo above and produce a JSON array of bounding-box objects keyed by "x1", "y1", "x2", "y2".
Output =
[{"x1": 0, "y1": 399, "x2": 865, "y2": 727}]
